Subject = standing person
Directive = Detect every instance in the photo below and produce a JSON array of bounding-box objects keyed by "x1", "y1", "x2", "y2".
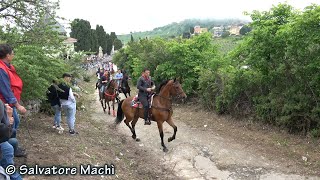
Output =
[
  {"x1": 58, "y1": 73, "x2": 80, "y2": 135},
  {"x1": 0, "y1": 44, "x2": 26, "y2": 129},
  {"x1": 137, "y1": 68, "x2": 155, "y2": 125},
  {"x1": 47, "y1": 80, "x2": 64, "y2": 132},
  {"x1": 0, "y1": 44, "x2": 26, "y2": 155}
]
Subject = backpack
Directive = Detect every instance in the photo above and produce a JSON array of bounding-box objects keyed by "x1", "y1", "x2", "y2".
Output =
[
  {"x1": 46, "y1": 85, "x2": 57, "y2": 102},
  {"x1": 57, "y1": 83, "x2": 70, "y2": 100}
]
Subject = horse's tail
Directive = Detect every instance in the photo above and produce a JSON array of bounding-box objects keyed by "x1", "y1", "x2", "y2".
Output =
[{"x1": 115, "y1": 100, "x2": 125, "y2": 124}]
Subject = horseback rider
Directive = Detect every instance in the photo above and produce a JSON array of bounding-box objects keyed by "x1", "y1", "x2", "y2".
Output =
[
  {"x1": 114, "y1": 69, "x2": 123, "y2": 92},
  {"x1": 100, "y1": 71, "x2": 110, "y2": 97},
  {"x1": 137, "y1": 68, "x2": 155, "y2": 125},
  {"x1": 95, "y1": 68, "x2": 105, "y2": 90}
]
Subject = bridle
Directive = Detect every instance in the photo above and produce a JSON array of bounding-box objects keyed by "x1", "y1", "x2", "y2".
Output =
[
  {"x1": 104, "y1": 80, "x2": 117, "y2": 98},
  {"x1": 153, "y1": 83, "x2": 185, "y2": 112}
]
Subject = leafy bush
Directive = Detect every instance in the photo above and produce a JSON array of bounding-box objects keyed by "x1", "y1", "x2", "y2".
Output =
[
  {"x1": 83, "y1": 75, "x2": 91, "y2": 82},
  {"x1": 113, "y1": 3, "x2": 320, "y2": 134},
  {"x1": 13, "y1": 45, "x2": 69, "y2": 101}
]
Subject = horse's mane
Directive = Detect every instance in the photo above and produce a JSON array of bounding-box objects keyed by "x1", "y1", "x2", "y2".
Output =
[
  {"x1": 156, "y1": 79, "x2": 170, "y2": 93},
  {"x1": 106, "y1": 79, "x2": 115, "y2": 90}
]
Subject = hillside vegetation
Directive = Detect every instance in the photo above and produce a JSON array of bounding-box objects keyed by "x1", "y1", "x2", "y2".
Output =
[
  {"x1": 118, "y1": 19, "x2": 248, "y2": 43},
  {"x1": 113, "y1": 4, "x2": 320, "y2": 136}
]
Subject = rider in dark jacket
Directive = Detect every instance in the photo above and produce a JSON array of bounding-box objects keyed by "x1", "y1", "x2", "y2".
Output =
[{"x1": 137, "y1": 68, "x2": 155, "y2": 125}]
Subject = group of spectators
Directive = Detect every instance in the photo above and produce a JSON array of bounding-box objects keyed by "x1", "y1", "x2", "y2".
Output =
[
  {"x1": 46, "y1": 74, "x2": 80, "y2": 135},
  {"x1": 0, "y1": 44, "x2": 27, "y2": 179},
  {"x1": 0, "y1": 43, "x2": 83, "y2": 179}
]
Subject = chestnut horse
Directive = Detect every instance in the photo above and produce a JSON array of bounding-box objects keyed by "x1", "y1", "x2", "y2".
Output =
[
  {"x1": 115, "y1": 78, "x2": 187, "y2": 152},
  {"x1": 101, "y1": 79, "x2": 118, "y2": 116}
]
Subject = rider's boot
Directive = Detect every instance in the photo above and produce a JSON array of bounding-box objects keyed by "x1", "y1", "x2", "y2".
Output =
[{"x1": 144, "y1": 107, "x2": 151, "y2": 125}]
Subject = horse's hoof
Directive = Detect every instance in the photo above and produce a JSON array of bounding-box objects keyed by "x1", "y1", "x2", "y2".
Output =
[
  {"x1": 163, "y1": 148, "x2": 168, "y2": 152},
  {"x1": 136, "y1": 138, "x2": 140, "y2": 142},
  {"x1": 132, "y1": 135, "x2": 136, "y2": 139},
  {"x1": 168, "y1": 137, "x2": 174, "y2": 142}
]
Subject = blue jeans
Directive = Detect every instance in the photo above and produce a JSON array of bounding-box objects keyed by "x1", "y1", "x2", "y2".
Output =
[
  {"x1": 0, "y1": 142, "x2": 22, "y2": 180},
  {"x1": 51, "y1": 105, "x2": 61, "y2": 126},
  {"x1": 12, "y1": 107, "x2": 20, "y2": 130},
  {"x1": 8, "y1": 138, "x2": 18, "y2": 153},
  {"x1": 62, "y1": 103, "x2": 76, "y2": 130},
  {"x1": 100, "y1": 85, "x2": 105, "y2": 93}
]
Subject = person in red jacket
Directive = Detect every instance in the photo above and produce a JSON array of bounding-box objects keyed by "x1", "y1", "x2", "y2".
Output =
[
  {"x1": 0, "y1": 44, "x2": 26, "y2": 127},
  {"x1": 0, "y1": 44, "x2": 27, "y2": 157}
]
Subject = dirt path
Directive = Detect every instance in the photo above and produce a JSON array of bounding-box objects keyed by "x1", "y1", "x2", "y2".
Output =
[
  {"x1": 17, "y1": 80, "x2": 320, "y2": 180},
  {"x1": 96, "y1": 90, "x2": 320, "y2": 180}
]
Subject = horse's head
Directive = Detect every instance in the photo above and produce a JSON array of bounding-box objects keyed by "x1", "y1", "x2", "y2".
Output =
[{"x1": 168, "y1": 78, "x2": 187, "y2": 99}]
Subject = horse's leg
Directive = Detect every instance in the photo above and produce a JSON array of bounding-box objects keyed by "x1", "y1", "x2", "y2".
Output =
[
  {"x1": 157, "y1": 121, "x2": 168, "y2": 152},
  {"x1": 124, "y1": 117, "x2": 136, "y2": 139},
  {"x1": 112, "y1": 100, "x2": 115, "y2": 117},
  {"x1": 103, "y1": 97, "x2": 107, "y2": 112},
  {"x1": 166, "y1": 118, "x2": 177, "y2": 142},
  {"x1": 100, "y1": 98, "x2": 105, "y2": 112},
  {"x1": 131, "y1": 117, "x2": 140, "y2": 141},
  {"x1": 107, "y1": 100, "x2": 110, "y2": 115}
]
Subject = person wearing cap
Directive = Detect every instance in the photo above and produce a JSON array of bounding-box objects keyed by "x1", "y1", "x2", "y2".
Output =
[{"x1": 58, "y1": 73, "x2": 80, "y2": 135}]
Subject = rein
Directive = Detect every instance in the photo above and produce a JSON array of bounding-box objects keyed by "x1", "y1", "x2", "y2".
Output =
[
  {"x1": 104, "y1": 81, "x2": 117, "y2": 98},
  {"x1": 105, "y1": 92, "x2": 116, "y2": 98}
]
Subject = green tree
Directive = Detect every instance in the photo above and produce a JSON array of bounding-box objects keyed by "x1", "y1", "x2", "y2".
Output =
[
  {"x1": 70, "y1": 19, "x2": 92, "y2": 52},
  {"x1": 110, "y1": 32, "x2": 117, "y2": 44},
  {"x1": 96, "y1": 25, "x2": 107, "y2": 54},
  {"x1": 113, "y1": 39, "x2": 123, "y2": 50},
  {"x1": 225, "y1": 3, "x2": 320, "y2": 133},
  {"x1": 239, "y1": 25, "x2": 252, "y2": 35},
  {"x1": 90, "y1": 29, "x2": 98, "y2": 53},
  {"x1": 13, "y1": 45, "x2": 69, "y2": 101},
  {"x1": 190, "y1": 26, "x2": 194, "y2": 34},
  {"x1": 0, "y1": 0, "x2": 59, "y2": 31},
  {"x1": 106, "y1": 33, "x2": 113, "y2": 55}
]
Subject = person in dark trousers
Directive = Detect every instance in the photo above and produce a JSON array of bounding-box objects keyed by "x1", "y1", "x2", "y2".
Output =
[{"x1": 136, "y1": 68, "x2": 155, "y2": 125}]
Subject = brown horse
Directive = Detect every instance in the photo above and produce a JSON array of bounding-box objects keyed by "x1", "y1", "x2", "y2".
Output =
[
  {"x1": 101, "y1": 79, "x2": 118, "y2": 116},
  {"x1": 115, "y1": 78, "x2": 187, "y2": 152}
]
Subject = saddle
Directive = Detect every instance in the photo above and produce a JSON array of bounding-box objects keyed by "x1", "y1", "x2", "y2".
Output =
[{"x1": 131, "y1": 94, "x2": 154, "y2": 109}]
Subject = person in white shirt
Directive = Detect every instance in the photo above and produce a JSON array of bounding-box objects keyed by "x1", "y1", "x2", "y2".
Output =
[
  {"x1": 58, "y1": 73, "x2": 80, "y2": 135},
  {"x1": 114, "y1": 69, "x2": 123, "y2": 88}
]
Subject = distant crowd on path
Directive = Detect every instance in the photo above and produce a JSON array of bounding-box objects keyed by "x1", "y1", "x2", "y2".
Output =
[
  {"x1": 95, "y1": 66, "x2": 128, "y2": 93},
  {"x1": 81, "y1": 54, "x2": 113, "y2": 71}
]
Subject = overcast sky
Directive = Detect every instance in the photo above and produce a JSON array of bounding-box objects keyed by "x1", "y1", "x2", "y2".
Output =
[{"x1": 56, "y1": 0, "x2": 319, "y2": 35}]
